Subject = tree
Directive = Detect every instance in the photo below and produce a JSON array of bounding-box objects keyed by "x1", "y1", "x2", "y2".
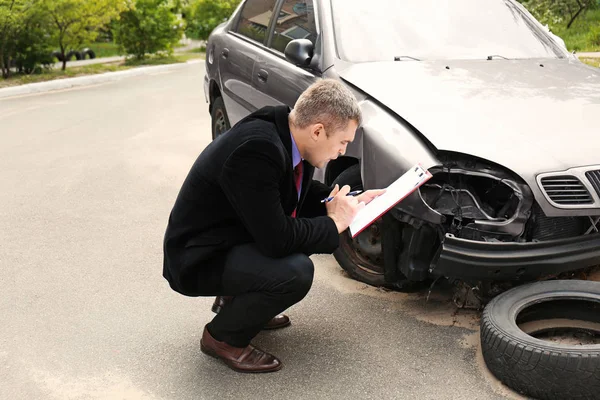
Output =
[
  {"x1": 522, "y1": 0, "x2": 598, "y2": 29},
  {"x1": 570, "y1": 0, "x2": 598, "y2": 28},
  {"x1": 12, "y1": 7, "x2": 54, "y2": 74},
  {"x1": 0, "y1": 0, "x2": 27, "y2": 78},
  {"x1": 0, "y1": 0, "x2": 53, "y2": 78},
  {"x1": 184, "y1": 0, "x2": 240, "y2": 41},
  {"x1": 39, "y1": 0, "x2": 126, "y2": 70},
  {"x1": 114, "y1": 0, "x2": 184, "y2": 60}
]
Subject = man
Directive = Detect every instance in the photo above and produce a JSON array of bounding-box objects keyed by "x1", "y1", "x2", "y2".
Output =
[{"x1": 162, "y1": 79, "x2": 384, "y2": 373}]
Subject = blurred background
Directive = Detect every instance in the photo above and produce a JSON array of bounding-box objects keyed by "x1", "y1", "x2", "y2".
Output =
[{"x1": 1, "y1": 0, "x2": 599, "y2": 88}]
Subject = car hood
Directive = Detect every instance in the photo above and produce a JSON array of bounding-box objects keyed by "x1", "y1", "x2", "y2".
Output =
[{"x1": 338, "y1": 59, "x2": 600, "y2": 176}]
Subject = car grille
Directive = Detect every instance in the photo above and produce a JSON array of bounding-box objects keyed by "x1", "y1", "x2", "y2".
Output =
[
  {"x1": 586, "y1": 170, "x2": 600, "y2": 198},
  {"x1": 540, "y1": 176, "x2": 593, "y2": 205},
  {"x1": 530, "y1": 204, "x2": 586, "y2": 241}
]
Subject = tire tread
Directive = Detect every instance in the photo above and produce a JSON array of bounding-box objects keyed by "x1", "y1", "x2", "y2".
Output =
[{"x1": 480, "y1": 289, "x2": 600, "y2": 400}]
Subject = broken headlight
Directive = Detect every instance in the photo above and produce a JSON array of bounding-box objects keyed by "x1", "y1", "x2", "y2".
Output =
[{"x1": 420, "y1": 153, "x2": 533, "y2": 241}]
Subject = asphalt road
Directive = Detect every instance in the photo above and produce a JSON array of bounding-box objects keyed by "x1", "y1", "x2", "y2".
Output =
[{"x1": 0, "y1": 65, "x2": 519, "y2": 400}]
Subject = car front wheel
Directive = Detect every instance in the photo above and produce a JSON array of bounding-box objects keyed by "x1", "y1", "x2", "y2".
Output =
[
  {"x1": 332, "y1": 165, "x2": 423, "y2": 291},
  {"x1": 332, "y1": 165, "x2": 389, "y2": 287}
]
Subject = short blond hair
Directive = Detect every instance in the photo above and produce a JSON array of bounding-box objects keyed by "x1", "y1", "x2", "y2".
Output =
[{"x1": 291, "y1": 79, "x2": 362, "y2": 135}]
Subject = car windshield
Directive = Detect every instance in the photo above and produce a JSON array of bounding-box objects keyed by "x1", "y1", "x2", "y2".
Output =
[{"x1": 331, "y1": 0, "x2": 565, "y2": 62}]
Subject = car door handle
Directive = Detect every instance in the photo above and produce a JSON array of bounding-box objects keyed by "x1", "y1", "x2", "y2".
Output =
[
  {"x1": 257, "y1": 69, "x2": 269, "y2": 83},
  {"x1": 221, "y1": 48, "x2": 229, "y2": 59}
]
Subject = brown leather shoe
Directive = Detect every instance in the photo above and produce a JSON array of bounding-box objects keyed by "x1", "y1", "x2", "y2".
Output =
[
  {"x1": 200, "y1": 326, "x2": 282, "y2": 373},
  {"x1": 211, "y1": 296, "x2": 291, "y2": 330},
  {"x1": 263, "y1": 314, "x2": 291, "y2": 330}
]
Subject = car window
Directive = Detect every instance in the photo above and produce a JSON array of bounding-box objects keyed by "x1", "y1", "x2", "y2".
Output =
[
  {"x1": 331, "y1": 0, "x2": 565, "y2": 62},
  {"x1": 235, "y1": 0, "x2": 279, "y2": 44},
  {"x1": 270, "y1": 0, "x2": 317, "y2": 53}
]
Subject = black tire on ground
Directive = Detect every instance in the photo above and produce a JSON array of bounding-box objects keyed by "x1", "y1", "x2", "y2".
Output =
[
  {"x1": 81, "y1": 48, "x2": 96, "y2": 59},
  {"x1": 211, "y1": 96, "x2": 231, "y2": 140},
  {"x1": 481, "y1": 279, "x2": 600, "y2": 400},
  {"x1": 51, "y1": 51, "x2": 64, "y2": 62},
  {"x1": 66, "y1": 50, "x2": 83, "y2": 61},
  {"x1": 332, "y1": 165, "x2": 397, "y2": 288}
]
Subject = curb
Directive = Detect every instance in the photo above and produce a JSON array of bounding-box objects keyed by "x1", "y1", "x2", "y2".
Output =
[{"x1": 0, "y1": 59, "x2": 203, "y2": 99}]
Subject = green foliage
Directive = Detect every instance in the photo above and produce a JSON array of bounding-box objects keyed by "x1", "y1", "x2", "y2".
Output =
[
  {"x1": 38, "y1": 0, "x2": 126, "y2": 70},
  {"x1": 184, "y1": 0, "x2": 240, "y2": 40},
  {"x1": 521, "y1": 0, "x2": 598, "y2": 28},
  {"x1": 82, "y1": 41, "x2": 121, "y2": 57},
  {"x1": 1, "y1": 0, "x2": 27, "y2": 77},
  {"x1": 0, "y1": 0, "x2": 25, "y2": 35},
  {"x1": 0, "y1": 51, "x2": 203, "y2": 88},
  {"x1": 0, "y1": 0, "x2": 55, "y2": 78},
  {"x1": 588, "y1": 24, "x2": 600, "y2": 46},
  {"x1": 12, "y1": 16, "x2": 54, "y2": 74},
  {"x1": 124, "y1": 53, "x2": 190, "y2": 66},
  {"x1": 521, "y1": 1, "x2": 600, "y2": 51},
  {"x1": 548, "y1": 9, "x2": 600, "y2": 51},
  {"x1": 0, "y1": 62, "x2": 126, "y2": 88},
  {"x1": 114, "y1": 0, "x2": 184, "y2": 60}
]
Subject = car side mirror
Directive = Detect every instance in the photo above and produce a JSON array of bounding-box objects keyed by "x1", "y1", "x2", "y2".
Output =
[{"x1": 284, "y1": 39, "x2": 314, "y2": 67}]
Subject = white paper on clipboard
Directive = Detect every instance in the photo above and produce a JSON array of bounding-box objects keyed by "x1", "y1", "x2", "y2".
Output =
[{"x1": 349, "y1": 164, "x2": 433, "y2": 238}]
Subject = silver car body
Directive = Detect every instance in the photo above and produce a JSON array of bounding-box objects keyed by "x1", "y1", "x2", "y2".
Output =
[
  {"x1": 341, "y1": 58, "x2": 600, "y2": 217},
  {"x1": 204, "y1": 0, "x2": 600, "y2": 283}
]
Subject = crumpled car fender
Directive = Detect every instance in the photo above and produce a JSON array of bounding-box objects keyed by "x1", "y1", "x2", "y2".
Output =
[{"x1": 348, "y1": 100, "x2": 444, "y2": 224}]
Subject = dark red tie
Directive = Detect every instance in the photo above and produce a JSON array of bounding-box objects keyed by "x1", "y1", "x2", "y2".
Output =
[{"x1": 291, "y1": 162, "x2": 303, "y2": 218}]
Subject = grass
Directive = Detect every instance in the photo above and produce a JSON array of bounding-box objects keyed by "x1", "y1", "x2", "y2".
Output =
[
  {"x1": 124, "y1": 51, "x2": 204, "y2": 66},
  {"x1": 82, "y1": 41, "x2": 122, "y2": 58},
  {"x1": 0, "y1": 52, "x2": 204, "y2": 89},
  {"x1": 186, "y1": 46, "x2": 207, "y2": 53},
  {"x1": 0, "y1": 64, "x2": 129, "y2": 89},
  {"x1": 549, "y1": 9, "x2": 600, "y2": 52},
  {"x1": 581, "y1": 57, "x2": 600, "y2": 68},
  {"x1": 51, "y1": 41, "x2": 204, "y2": 60}
]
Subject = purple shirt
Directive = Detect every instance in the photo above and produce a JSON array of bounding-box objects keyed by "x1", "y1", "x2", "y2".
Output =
[{"x1": 290, "y1": 133, "x2": 302, "y2": 199}]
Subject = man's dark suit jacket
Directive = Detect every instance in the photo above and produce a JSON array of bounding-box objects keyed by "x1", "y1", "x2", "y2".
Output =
[{"x1": 163, "y1": 105, "x2": 340, "y2": 296}]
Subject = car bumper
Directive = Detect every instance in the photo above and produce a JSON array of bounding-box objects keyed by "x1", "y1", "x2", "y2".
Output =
[{"x1": 432, "y1": 233, "x2": 600, "y2": 281}]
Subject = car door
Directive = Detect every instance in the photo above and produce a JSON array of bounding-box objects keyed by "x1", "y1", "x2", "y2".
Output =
[
  {"x1": 219, "y1": 0, "x2": 279, "y2": 126},
  {"x1": 251, "y1": 0, "x2": 320, "y2": 109}
]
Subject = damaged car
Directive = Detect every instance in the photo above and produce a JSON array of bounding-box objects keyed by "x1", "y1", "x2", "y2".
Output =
[
  {"x1": 203, "y1": 2, "x2": 600, "y2": 396},
  {"x1": 202, "y1": 0, "x2": 600, "y2": 305}
]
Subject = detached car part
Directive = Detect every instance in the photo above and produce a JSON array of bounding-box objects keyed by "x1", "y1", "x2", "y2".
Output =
[{"x1": 481, "y1": 280, "x2": 600, "y2": 400}]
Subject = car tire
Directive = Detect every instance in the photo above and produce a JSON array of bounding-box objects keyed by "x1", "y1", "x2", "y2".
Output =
[
  {"x1": 211, "y1": 96, "x2": 231, "y2": 140},
  {"x1": 81, "y1": 48, "x2": 96, "y2": 59},
  {"x1": 51, "y1": 51, "x2": 64, "y2": 62},
  {"x1": 480, "y1": 279, "x2": 600, "y2": 400},
  {"x1": 332, "y1": 165, "x2": 415, "y2": 289},
  {"x1": 66, "y1": 50, "x2": 83, "y2": 61}
]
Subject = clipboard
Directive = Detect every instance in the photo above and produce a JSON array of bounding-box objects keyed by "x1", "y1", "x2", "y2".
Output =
[{"x1": 349, "y1": 164, "x2": 433, "y2": 238}]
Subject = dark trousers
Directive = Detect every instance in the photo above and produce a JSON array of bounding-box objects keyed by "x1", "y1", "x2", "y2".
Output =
[{"x1": 205, "y1": 243, "x2": 314, "y2": 348}]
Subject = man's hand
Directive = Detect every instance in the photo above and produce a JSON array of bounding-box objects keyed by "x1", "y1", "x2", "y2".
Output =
[
  {"x1": 355, "y1": 189, "x2": 386, "y2": 205},
  {"x1": 325, "y1": 184, "x2": 365, "y2": 233}
]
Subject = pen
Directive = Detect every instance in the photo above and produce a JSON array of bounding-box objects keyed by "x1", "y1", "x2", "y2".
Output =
[{"x1": 320, "y1": 190, "x2": 363, "y2": 203}]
